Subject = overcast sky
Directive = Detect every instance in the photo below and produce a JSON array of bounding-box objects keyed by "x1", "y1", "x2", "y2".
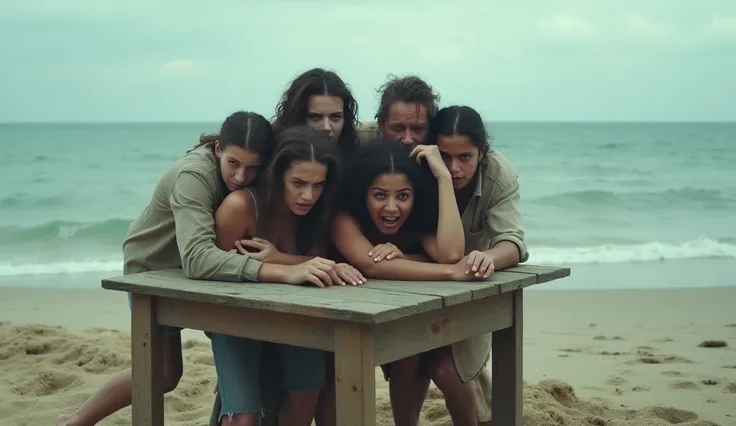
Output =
[{"x1": 1, "y1": 0, "x2": 734, "y2": 122}]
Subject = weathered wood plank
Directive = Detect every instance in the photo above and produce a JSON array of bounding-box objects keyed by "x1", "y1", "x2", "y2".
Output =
[
  {"x1": 334, "y1": 323, "x2": 376, "y2": 426},
  {"x1": 492, "y1": 289, "x2": 523, "y2": 426},
  {"x1": 504, "y1": 264, "x2": 571, "y2": 283},
  {"x1": 102, "y1": 273, "x2": 408, "y2": 323},
  {"x1": 102, "y1": 269, "x2": 440, "y2": 324},
  {"x1": 359, "y1": 270, "x2": 537, "y2": 307},
  {"x1": 130, "y1": 294, "x2": 163, "y2": 426},
  {"x1": 363, "y1": 280, "x2": 476, "y2": 306},
  {"x1": 102, "y1": 265, "x2": 565, "y2": 323},
  {"x1": 373, "y1": 292, "x2": 513, "y2": 365},
  {"x1": 156, "y1": 297, "x2": 335, "y2": 351}
]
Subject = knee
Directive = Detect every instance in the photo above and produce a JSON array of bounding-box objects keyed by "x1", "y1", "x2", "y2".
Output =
[
  {"x1": 429, "y1": 354, "x2": 460, "y2": 390},
  {"x1": 162, "y1": 358, "x2": 183, "y2": 392},
  {"x1": 287, "y1": 388, "x2": 321, "y2": 409},
  {"x1": 219, "y1": 412, "x2": 259, "y2": 426}
]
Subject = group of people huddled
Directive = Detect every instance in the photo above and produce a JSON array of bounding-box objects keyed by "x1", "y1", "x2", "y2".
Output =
[{"x1": 58, "y1": 69, "x2": 528, "y2": 426}]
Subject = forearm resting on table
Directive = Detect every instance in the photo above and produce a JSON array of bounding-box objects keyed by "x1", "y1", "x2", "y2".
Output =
[
  {"x1": 256, "y1": 263, "x2": 289, "y2": 283},
  {"x1": 484, "y1": 240, "x2": 522, "y2": 270},
  {"x1": 270, "y1": 251, "x2": 314, "y2": 265},
  {"x1": 360, "y1": 257, "x2": 452, "y2": 281},
  {"x1": 404, "y1": 253, "x2": 432, "y2": 262}
]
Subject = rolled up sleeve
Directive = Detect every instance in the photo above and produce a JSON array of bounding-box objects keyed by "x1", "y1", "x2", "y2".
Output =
[
  {"x1": 485, "y1": 177, "x2": 529, "y2": 263},
  {"x1": 169, "y1": 170, "x2": 263, "y2": 281}
]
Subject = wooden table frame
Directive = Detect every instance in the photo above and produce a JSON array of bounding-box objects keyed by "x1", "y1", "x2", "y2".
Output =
[{"x1": 103, "y1": 264, "x2": 570, "y2": 426}]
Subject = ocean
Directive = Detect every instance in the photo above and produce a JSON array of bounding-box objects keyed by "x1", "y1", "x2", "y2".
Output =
[{"x1": 1, "y1": 122, "x2": 734, "y2": 290}]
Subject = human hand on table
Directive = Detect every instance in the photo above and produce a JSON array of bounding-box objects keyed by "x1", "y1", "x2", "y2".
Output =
[
  {"x1": 283, "y1": 257, "x2": 341, "y2": 288},
  {"x1": 449, "y1": 251, "x2": 494, "y2": 281},
  {"x1": 464, "y1": 250, "x2": 495, "y2": 279},
  {"x1": 334, "y1": 263, "x2": 367, "y2": 286}
]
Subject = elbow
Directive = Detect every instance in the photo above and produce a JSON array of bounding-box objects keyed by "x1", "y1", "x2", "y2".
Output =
[
  {"x1": 357, "y1": 262, "x2": 382, "y2": 280},
  {"x1": 436, "y1": 251, "x2": 464, "y2": 264},
  {"x1": 180, "y1": 249, "x2": 209, "y2": 280}
]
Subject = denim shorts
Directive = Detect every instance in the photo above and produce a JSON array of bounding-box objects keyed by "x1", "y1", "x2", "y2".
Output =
[
  {"x1": 209, "y1": 332, "x2": 326, "y2": 422},
  {"x1": 126, "y1": 292, "x2": 183, "y2": 336}
]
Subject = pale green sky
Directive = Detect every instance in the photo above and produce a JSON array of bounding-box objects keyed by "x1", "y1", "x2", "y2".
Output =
[{"x1": 1, "y1": 0, "x2": 734, "y2": 122}]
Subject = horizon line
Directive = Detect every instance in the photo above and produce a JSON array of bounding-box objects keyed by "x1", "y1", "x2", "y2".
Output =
[{"x1": 2, "y1": 119, "x2": 735, "y2": 125}]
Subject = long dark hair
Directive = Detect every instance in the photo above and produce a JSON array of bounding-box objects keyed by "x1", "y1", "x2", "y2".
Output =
[
  {"x1": 259, "y1": 125, "x2": 343, "y2": 254},
  {"x1": 338, "y1": 140, "x2": 439, "y2": 236},
  {"x1": 190, "y1": 110, "x2": 275, "y2": 159},
  {"x1": 427, "y1": 105, "x2": 490, "y2": 172},
  {"x1": 272, "y1": 68, "x2": 360, "y2": 156}
]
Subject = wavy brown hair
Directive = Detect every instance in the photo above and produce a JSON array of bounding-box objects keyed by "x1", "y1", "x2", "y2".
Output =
[
  {"x1": 272, "y1": 68, "x2": 360, "y2": 156},
  {"x1": 258, "y1": 125, "x2": 343, "y2": 254}
]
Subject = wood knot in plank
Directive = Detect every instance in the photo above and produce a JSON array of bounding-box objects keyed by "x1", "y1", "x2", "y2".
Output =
[{"x1": 431, "y1": 318, "x2": 450, "y2": 334}]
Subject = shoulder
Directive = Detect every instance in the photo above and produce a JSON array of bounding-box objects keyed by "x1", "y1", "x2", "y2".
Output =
[
  {"x1": 176, "y1": 145, "x2": 218, "y2": 176},
  {"x1": 164, "y1": 146, "x2": 221, "y2": 195},
  {"x1": 481, "y1": 147, "x2": 520, "y2": 194},
  {"x1": 219, "y1": 189, "x2": 256, "y2": 217}
]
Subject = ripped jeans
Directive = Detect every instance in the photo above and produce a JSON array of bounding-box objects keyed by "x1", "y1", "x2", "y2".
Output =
[{"x1": 209, "y1": 333, "x2": 326, "y2": 423}]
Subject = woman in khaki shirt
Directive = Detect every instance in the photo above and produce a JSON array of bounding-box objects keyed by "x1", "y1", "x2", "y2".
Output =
[
  {"x1": 58, "y1": 111, "x2": 280, "y2": 426},
  {"x1": 390, "y1": 105, "x2": 528, "y2": 426}
]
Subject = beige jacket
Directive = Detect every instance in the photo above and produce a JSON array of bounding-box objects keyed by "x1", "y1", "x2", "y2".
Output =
[
  {"x1": 123, "y1": 145, "x2": 262, "y2": 281},
  {"x1": 452, "y1": 147, "x2": 527, "y2": 422}
]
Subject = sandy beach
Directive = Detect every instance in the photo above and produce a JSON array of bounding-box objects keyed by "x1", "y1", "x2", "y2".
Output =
[{"x1": 0, "y1": 284, "x2": 734, "y2": 426}]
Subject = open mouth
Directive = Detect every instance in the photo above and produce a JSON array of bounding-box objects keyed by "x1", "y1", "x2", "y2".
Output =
[
  {"x1": 381, "y1": 216, "x2": 399, "y2": 227},
  {"x1": 296, "y1": 203, "x2": 313, "y2": 211}
]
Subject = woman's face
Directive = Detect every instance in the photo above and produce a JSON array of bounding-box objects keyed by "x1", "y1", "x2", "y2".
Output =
[
  {"x1": 365, "y1": 172, "x2": 414, "y2": 236},
  {"x1": 282, "y1": 160, "x2": 327, "y2": 216},
  {"x1": 306, "y1": 95, "x2": 345, "y2": 140},
  {"x1": 215, "y1": 142, "x2": 263, "y2": 191},
  {"x1": 436, "y1": 134, "x2": 483, "y2": 190}
]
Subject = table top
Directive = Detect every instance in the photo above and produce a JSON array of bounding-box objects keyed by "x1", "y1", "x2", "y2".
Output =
[{"x1": 102, "y1": 264, "x2": 570, "y2": 324}]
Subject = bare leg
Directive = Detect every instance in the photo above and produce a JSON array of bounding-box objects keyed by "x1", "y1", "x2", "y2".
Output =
[
  {"x1": 220, "y1": 413, "x2": 260, "y2": 426},
  {"x1": 427, "y1": 346, "x2": 477, "y2": 426},
  {"x1": 278, "y1": 389, "x2": 321, "y2": 426},
  {"x1": 57, "y1": 333, "x2": 183, "y2": 426},
  {"x1": 388, "y1": 355, "x2": 429, "y2": 426}
]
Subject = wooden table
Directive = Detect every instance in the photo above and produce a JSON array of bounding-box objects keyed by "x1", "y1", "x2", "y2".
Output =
[{"x1": 102, "y1": 264, "x2": 570, "y2": 426}]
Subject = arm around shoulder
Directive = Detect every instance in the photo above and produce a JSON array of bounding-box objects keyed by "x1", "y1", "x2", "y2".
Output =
[{"x1": 170, "y1": 171, "x2": 262, "y2": 281}]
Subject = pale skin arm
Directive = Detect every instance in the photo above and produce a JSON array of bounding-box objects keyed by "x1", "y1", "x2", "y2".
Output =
[
  {"x1": 332, "y1": 211, "x2": 458, "y2": 281},
  {"x1": 213, "y1": 190, "x2": 296, "y2": 283},
  {"x1": 216, "y1": 191, "x2": 317, "y2": 265},
  {"x1": 216, "y1": 193, "x2": 365, "y2": 285}
]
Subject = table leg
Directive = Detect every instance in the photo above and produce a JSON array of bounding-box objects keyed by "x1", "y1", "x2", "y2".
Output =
[
  {"x1": 491, "y1": 289, "x2": 523, "y2": 426},
  {"x1": 131, "y1": 294, "x2": 164, "y2": 426},
  {"x1": 334, "y1": 323, "x2": 376, "y2": 426}
]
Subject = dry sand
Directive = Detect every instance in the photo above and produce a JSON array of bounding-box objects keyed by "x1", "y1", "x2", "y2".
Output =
[{"x1": 0, "y1": 285, "x2": 735, "y2": 426}]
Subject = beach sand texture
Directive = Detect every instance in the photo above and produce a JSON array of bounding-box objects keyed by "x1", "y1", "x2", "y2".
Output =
[{"x1": 0, "y1": 286, "x2": 734, "y2": 426}]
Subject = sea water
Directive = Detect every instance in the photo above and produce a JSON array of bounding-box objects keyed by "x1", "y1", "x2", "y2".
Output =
[{"x1": 1, "y1": 122, "x2": 734, "y2": 290}]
